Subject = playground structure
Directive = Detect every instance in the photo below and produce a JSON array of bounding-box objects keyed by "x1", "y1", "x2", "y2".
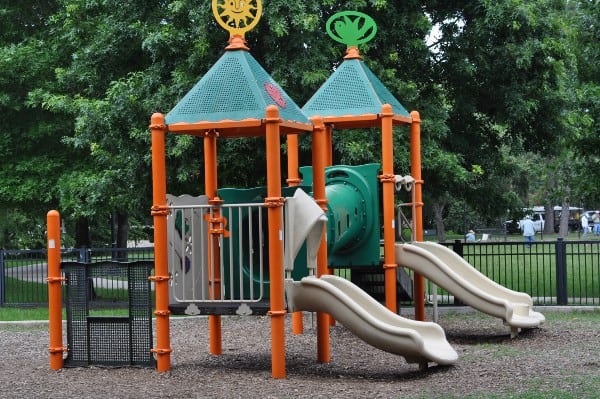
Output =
[
  {"x1": 149, "y1": 4, "x2": 440, "y2": 377},
  {"x1": 47, "y1": 1, "x2": 544, "y2": 378}
]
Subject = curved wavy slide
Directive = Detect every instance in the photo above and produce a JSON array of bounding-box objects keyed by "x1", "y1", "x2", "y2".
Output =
[
  {"x1": 395, "y1": 241, "x2": 545, "y2": 334},
  {"x1": 285, "y1": 274, "x2": 458, "y2": 367}
]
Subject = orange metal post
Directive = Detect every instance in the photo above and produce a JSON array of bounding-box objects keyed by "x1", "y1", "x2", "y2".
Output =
[
  {"x1": 311, "y1": 116, "x2": 330, "y2": 363},
  {"x1": 286, "y1": 133, "x2": 301, "y2": 187},
  {"x1": 410, "y1": 111, "x2": 425, "y2": 321},
  {"x1": 286, "y1": 133, "x2": 304, "y2": 335},
  {"x1": 150, "y1": 113, "x2": 172, "y2": 371},
  {"x1": 324, "y1": 124, "x2": 337, "y2": 327},
  {"x1": 380, "y1": 104, "x2": 398, "y2": 313},
  {"x1": 325, "y1": 124, "x2": 333, "y2": 166},
  {"x1": 265, "y1": 105, "x2": 287, "y2": 378},
  {"x1": 47, "y1": 210, "x2": 65, "y2": 370},
  {"x1": 204, "y1": 130, "x2": 219, "y2": 197},
  {"x1": 204, "y1": 129, "x2": 222, "y2": 355}
]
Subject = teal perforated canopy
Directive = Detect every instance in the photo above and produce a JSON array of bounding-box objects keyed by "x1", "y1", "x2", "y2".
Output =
[
  {"x1": 166, "y1": 49, "x2": 309, "y2": 126},
  {"x1": 302, "y1": 58, "x2": 410, "y2": 119}
]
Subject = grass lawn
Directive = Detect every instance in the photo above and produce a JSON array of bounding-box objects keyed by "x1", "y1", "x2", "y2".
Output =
[
  {"x1": 0, "y1": 306, "x2": 137, "y2": 321},
  {"x1": 3, "y1": 277, "x2": 48, "y2": 304},
  {"x1": 0, "y1": 306, "x2": 51, "y2": 321}
]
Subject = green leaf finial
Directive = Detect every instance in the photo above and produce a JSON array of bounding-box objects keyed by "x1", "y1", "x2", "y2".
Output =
[{"x1": 326, "y1": 11, "x2": 377, "y2": 48}]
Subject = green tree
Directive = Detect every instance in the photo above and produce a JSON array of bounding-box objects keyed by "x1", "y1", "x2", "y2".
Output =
[
  {"x1": 5, "y1": 0, "x2": 596, "y2": 247},
  {"x1": 566, "y1": 0, "x2": 600, "y2": 206},
  {"x1": 0, "y1": 0, "x2": 75, "y2": 248},
  {"x1": 422, "y1": 0, "x2": 576, "y2": 237},
  {"x1": 33, "y1": 0, "x2": 458, "y2": 245},
  {"x1": 31, "y1": 0, "x2": 173, "y2": 247}
]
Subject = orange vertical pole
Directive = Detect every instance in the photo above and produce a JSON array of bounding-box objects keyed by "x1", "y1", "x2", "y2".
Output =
[
  {"x1": 286, "y1": 134, "x2": 301, "y2": 187},
  {"x1": 324, "y1": 124, "x2": 337, "y2": 327},
  {"x1": 204, "y1": 130, "x2": 219, "y2": 197},
  {"x1": 410, "y1": 111, "x2": 425, "y2": 321},
  {"x1": 265, "y1": 105, "x2": 286, "y2": 378},
  {"x1": 204, "y1": 129, "x2": 222, "y2": 355},
  {"x1": 47, "y1": 210, "x2": 65, "y2": 370},
  {"x1": 325, "y1": 124, "x2": 333, "y2": 166},
  {"x1": 311, "y1": 116, "x2": 330, "y2": 363},
  {"x1": 286, "y1": 133, "x2": 304, "y2": 335},
  {"x1": 380, "y1": 104, "x2": 398, "y2": 313},
  {"x1": 150, "y1": 113, "x2": 172, "y2": 371}
]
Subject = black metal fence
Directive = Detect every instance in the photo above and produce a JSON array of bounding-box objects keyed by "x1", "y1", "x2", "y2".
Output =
[
  {"x1": 1, "y1": 240, "x2": 599, "y2": 307},
  {"x1": 434, "y1": 238, "x2": 600, "y2": 306},
  {"x1": 0, "y1": 247, "x2": 154, "y2": 306}
]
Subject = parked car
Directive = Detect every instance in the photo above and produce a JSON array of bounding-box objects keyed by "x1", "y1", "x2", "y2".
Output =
[{"x1": 504, "y1": 219, "x2": 521, "y2": 234}]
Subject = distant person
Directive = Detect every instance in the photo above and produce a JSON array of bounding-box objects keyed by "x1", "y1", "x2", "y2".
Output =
[
  {"x1": 581, "y1": 213, "x2": 589, "y2": 237},
  {"x1": 465, "y1": 230, "x2": 476, "y2": 242},
  {"x1": 521, "y1": 215, "x2": 535, "y2": 248},
  {"x1": 593, "y1": 212, "x2": 600, "y2": 236}
]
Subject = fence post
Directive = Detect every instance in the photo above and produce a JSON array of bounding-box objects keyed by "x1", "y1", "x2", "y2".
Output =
[
  {"x1": 555, "y1": 238, "x2": 568, "y2": 305},
  {"x1": 0, "y1": 249, "x2": 4, "y2": 306},
  {"x1": 453, "y1": 239, "x2": 463, "y2": 257},
  {"x1": 78, "y1": 247, "x2": 91, "y2": 263},
  {"x1": 452, "y1": 240, "x2": 464, "y2": 305}
]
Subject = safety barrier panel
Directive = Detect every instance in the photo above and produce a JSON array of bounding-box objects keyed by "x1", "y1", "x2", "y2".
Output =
[
  {"x1": 61, "y1": 261, "x2": 155, "y2": 367},
  {"x1": 166, "y1": 201, "x2": 267, "y2": 313}
]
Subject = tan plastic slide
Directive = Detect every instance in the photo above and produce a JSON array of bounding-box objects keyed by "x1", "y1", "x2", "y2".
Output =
[
  {"x1": 395, "y1": 241, "x2": 545, "y2": 332},
  {"x1": 285, "y1": 274, "x2": 458, "y2": 367}
]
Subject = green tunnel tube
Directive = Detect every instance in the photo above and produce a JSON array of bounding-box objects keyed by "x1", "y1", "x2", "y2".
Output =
[{"x1": 300, "y1": 163, "x2": 381, "y2": 268}]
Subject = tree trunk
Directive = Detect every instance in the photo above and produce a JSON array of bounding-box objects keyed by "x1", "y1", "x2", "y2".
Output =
[
  {"x1": 432, "y1": 201, "x2": 446, "y2": 242},
  {"x1": 558, "y1": 201, "x2": 570, "y2": 238},
  {"x1": 74, "y1": 216, "x2": 91, "y2": 248},
  {"x1": 114, "y1": 210, "x2": 129, "y2": 261},
  {"x1": 543, "y1": 203, "x2": 554, "y2": 234}
]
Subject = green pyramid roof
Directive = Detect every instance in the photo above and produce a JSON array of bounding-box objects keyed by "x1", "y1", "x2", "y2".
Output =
[
  {"x1": 302, "y1": 58, "x2": 410, "y2": 119},
  {"x1": 165, "y1": 49, "x2": 309, "y2": 127}
]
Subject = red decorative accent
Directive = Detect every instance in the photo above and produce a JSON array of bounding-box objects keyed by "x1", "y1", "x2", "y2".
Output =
[{"x1": 264, "y1": 83, "x2": 286, "y2": 108}]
